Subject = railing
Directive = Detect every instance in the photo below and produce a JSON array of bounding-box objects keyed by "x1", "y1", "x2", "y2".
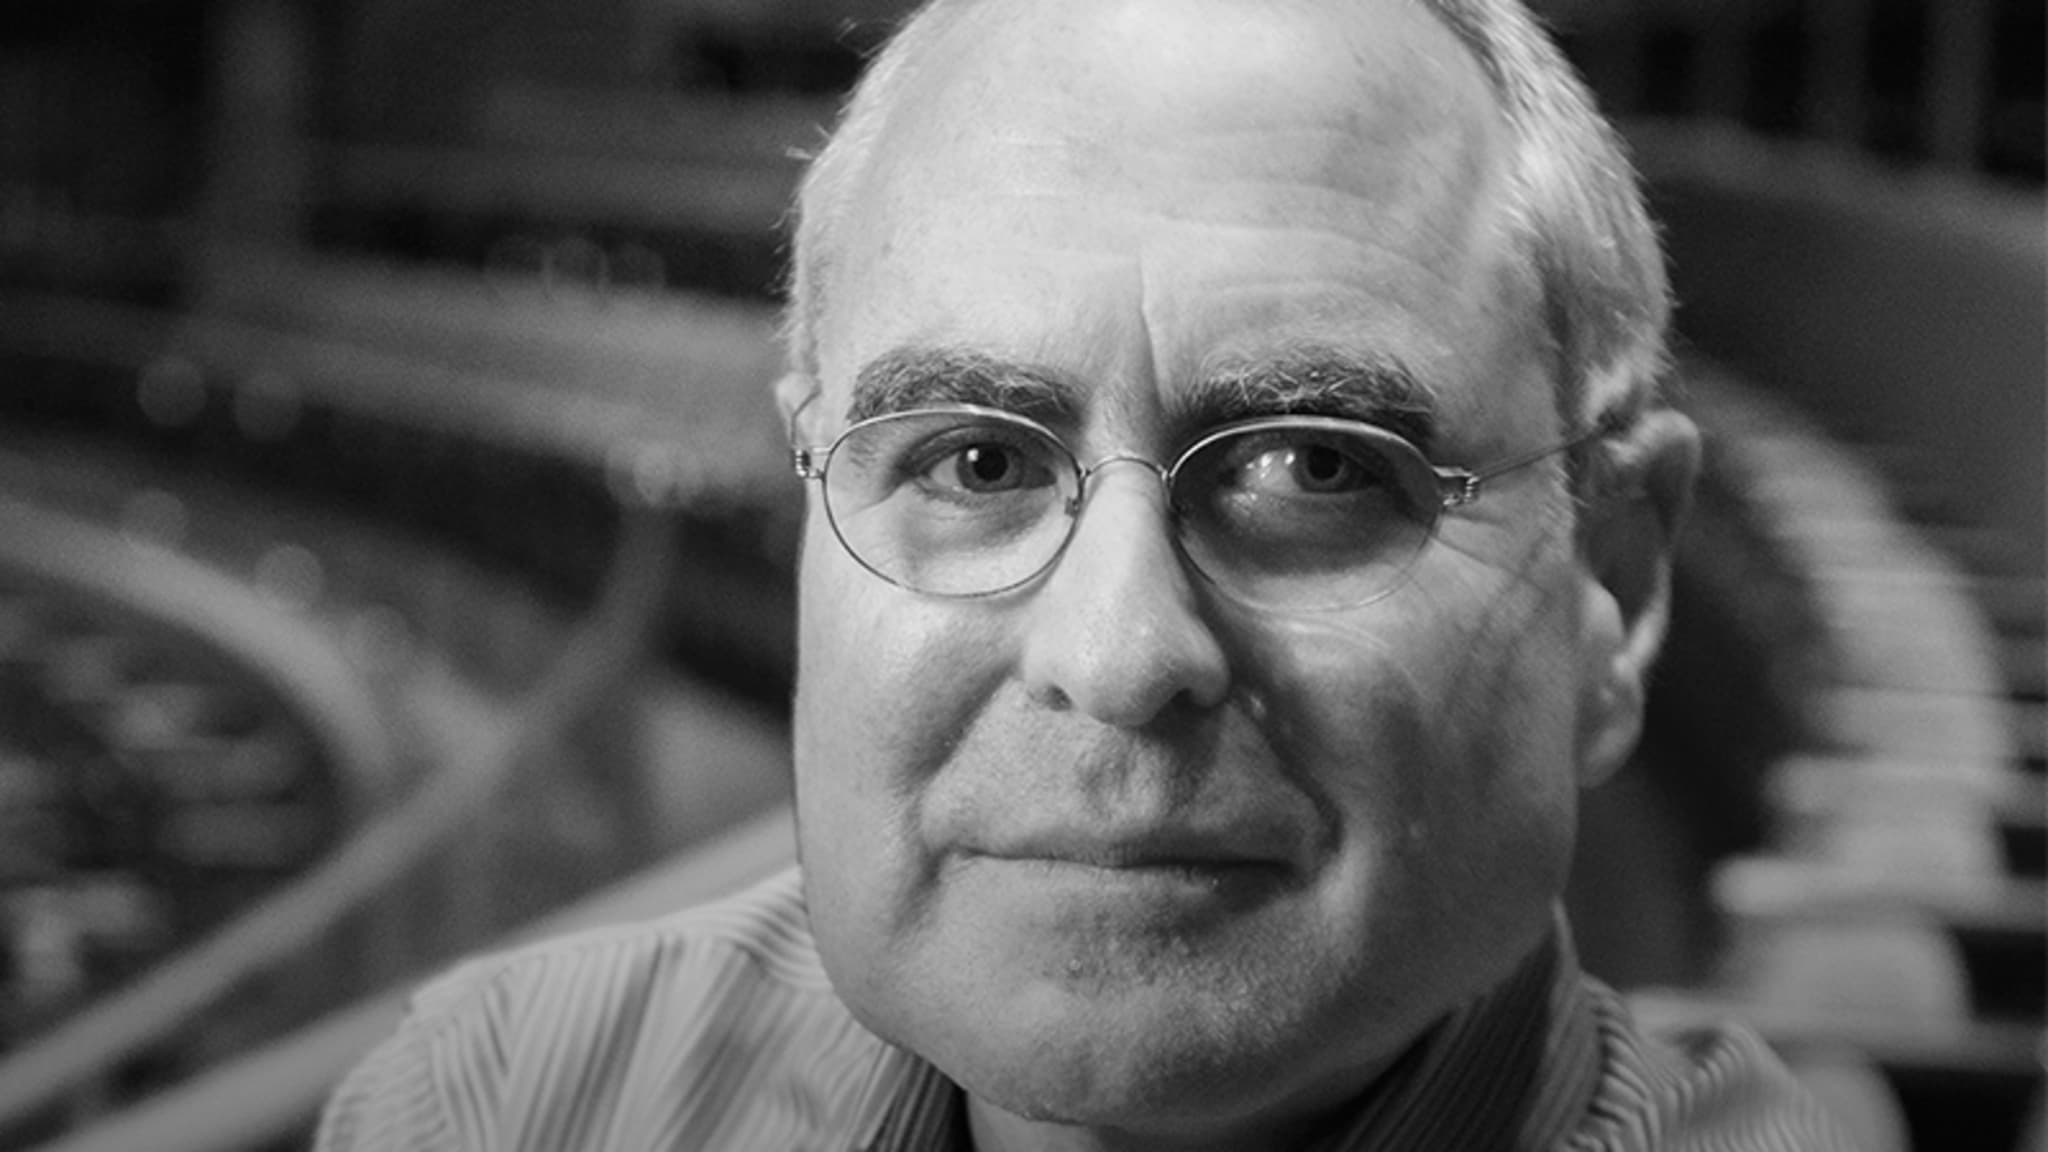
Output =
[
  {"x1": 0, "y1": 497, "x2": 673, "y2": 1132},
  {"x1": 0, "y1": 255, "x2": 802, "y2": 1149}
]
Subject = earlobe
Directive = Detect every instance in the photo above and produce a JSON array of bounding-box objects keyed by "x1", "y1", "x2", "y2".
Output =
[
  {"x1": 1575, "y1": 575, "x2": 1653, "y2": 788},
  {"x1": 1572, "y1": 406, "x2": 1701, "y2": 788}
]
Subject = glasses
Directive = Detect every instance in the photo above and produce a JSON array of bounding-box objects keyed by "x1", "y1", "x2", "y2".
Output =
[{"x1": 791, "y1": 404, "x2": 1614, "y2": 610}]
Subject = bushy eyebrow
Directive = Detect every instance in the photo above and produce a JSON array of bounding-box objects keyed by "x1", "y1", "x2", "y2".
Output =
[
  {"x1": 1181, "y1": 347, "x2": 1438, "y2": 449},
  {"x1": 849, "y1": 347, "x2": 1079, "y2": 424},
  {"x1": 848, "y1": 343, "x2": 1437, "y2": 448}
]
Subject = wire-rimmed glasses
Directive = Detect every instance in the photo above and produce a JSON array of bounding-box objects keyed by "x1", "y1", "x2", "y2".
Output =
[{"x1": 791, "y1": 404, "x2": 1612, "y2": 611}]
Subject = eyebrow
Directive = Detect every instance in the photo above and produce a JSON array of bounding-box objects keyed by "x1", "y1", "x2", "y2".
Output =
[
  {"x1": 848, "y1": 347, "x2": 1080, "y2": 425},
  {"x1": 847, "y1": 343, "x2": 1438, "y2": 448},
  {"x1": 1180, "y1": 346, "x2": 1438, "y2": 448}
]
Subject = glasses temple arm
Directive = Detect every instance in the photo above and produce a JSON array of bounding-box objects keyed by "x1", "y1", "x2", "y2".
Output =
[{"x1": 1438, "y1": 408, "x2": 1634, "y2": 507}]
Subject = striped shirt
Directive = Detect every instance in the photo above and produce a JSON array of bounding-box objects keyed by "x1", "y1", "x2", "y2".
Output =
[{"x1": 316, "y1": 868, "x2": 1855, "y2": 1151}]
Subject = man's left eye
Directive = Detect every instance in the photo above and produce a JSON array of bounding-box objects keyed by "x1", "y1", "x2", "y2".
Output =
[
  {"x1": 1232, "y1": 443, "x2": 1384, "y2": 495},
  {"x1": 1288, "y1": 443, "x2": 1373, "y2": 492}
]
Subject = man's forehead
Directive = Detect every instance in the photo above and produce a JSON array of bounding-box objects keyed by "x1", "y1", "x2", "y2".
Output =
[
  {"x1": 826, "y1": 0, "x2": 1510, "y2": 308},
  {"x1": 811, "y1": 0, "x2": 1537, "y2": 445},
  {"x1": 880, "y1": 0, "x2": 1496, "y2": 160}
]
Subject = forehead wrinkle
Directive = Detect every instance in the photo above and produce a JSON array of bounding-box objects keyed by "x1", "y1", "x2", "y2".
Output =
[
  {"x1": 848, "y1": 346, "x2": 1083, "y2": 425},
  {"x1": 1178, "y1": 346, "x2": 1439, "y2": 448}
]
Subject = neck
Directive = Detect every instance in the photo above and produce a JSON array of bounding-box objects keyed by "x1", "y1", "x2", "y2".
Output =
[
  {"x1": 960, "y1": 1056, "x2": 1394, "y2": 1152},
  {"x1": 953, "y1": 932, "x2": 1573, "y2": 1152}
]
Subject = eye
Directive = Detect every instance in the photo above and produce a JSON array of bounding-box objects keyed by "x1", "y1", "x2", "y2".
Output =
[
  {"x1": 945, "y1": 442, "x2": 1041, "y2": 492},
  {"x1": 902, "y1": 429, "x2": 1062, "y2": 499},
  {"x1": 1220, "y1": 436, "x2": 1389, "y2": 497},
  {"x1": 1281, "y1": 442, "x2": 1371, "y2": 493}
]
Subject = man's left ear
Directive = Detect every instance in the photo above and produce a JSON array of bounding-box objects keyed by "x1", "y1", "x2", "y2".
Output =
[{"x1": 1573, "y1": 406, "x2": 1701, "y2": 788}]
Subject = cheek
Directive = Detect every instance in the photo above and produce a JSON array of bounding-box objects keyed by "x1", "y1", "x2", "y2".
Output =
[
  {"x1": 1238, "y1": 615, "x2": 1444, "y2": 890},
  {"x1": 791, "y1": 548, "x2": 1016, "y2": 961},
  {"x1": 1411, "y1": 570, "x2": 1585, "y2": 909},
  {"x1": 793, "y1": 532, "x2": 1012, "y2": 784},
  {"x1": 1246, "y1": 567, "x2": 1582, "y2": 916}
]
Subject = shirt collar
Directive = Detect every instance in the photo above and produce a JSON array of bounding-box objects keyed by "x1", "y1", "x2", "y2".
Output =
[
  {"x1": 849, "y1": 1037, "x2": 966, "y2": 1152},
  {"x1": 1311, "y1": 917, "x2": 1604, "y2": 1152},
  {"x1": 855, "y1": 913, "x2": 1602, "y2": 1152}
]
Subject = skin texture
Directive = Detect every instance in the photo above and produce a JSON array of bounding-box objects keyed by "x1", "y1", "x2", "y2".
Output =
[{"x1": 781, "y1": 1, "x2": 1693, "y2": 1149}]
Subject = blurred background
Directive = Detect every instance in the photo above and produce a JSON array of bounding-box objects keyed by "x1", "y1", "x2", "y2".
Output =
[{"x1": 0, "y1": 1, "x2": 2040, "y2": 1149}]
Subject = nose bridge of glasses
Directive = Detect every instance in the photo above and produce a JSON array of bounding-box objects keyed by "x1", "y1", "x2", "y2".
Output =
[{"x1": 1073, "y1": 453, "x2": 1173, "y2": 515}]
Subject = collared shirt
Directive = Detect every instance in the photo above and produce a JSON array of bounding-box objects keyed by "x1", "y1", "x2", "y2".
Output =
[{"x1": 316, "y1": 868, "x2": 1856, "y2": 1151}]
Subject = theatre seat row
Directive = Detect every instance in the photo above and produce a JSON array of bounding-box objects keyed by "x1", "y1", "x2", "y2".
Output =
[
  {"x1": 1631, "y1": 368, "x2": 2045, "y2": 1152},
  {"x1": 0, "y1": 298, "x2": 796, "y2": 1149}
]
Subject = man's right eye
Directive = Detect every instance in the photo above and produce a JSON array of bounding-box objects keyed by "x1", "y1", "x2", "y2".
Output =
[
  {"x1": 907, "y1": 436, "x2": 1058, "y2": 497},
  {"x1": 952, "y1": 443, "x2": 1028, "y2": 491}
]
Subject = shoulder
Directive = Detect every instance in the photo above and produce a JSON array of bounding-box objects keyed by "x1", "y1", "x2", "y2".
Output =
[
  {"x1": 1567, "y1": 980, "x2": 1864, "y2": 1152},
  {"x1": 317, "y1": 868, "x2": 890, "y2": 1152},
  {"x1": 409, "y1": 865, "x2": 835, "y2": 1020}
]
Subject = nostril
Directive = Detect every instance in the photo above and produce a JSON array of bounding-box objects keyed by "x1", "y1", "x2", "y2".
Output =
[{"x1": 1030, "y1": 683, "x2": 1074, "y2": 712}]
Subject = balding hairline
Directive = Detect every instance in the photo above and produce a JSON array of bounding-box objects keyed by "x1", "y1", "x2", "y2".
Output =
[{"x1": 783, "y1": 0, "x2": 1669, "y2": 445}]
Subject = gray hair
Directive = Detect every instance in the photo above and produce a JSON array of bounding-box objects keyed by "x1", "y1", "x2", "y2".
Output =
[{"x1": 782, "y1": 0, "x2": 1670, "y2": 431}]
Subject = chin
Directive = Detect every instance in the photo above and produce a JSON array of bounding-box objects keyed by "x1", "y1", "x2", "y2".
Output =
[
  {"x1": 909, "y1": 967, "x2": 1344, "y2": 1138},
  {"x1": 950, "y1": 1024, "x2": 1257, "y2": 1133}
]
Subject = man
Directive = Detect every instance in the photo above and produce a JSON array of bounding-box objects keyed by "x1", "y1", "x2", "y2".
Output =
[{"x1": 318, "y1": 0, "x2": 1857, "y2": 1148}]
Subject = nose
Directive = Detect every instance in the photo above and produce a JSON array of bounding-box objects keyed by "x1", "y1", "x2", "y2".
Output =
[{"x1": 1019, "y1": 462, "x2": 1231, "y2": 726}]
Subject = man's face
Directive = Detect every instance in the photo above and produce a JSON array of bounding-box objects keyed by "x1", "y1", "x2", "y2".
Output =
[{"x1": 792, "y1": 0, "x2": 1603, "y2": 1139}]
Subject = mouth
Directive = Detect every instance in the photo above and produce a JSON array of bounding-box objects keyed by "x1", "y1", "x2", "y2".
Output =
[
  {"x1": 966, "y1": 828, "x2": 1302, "y2": 892},
  {"x1": 950, "y1": 851, "x2": 1296, "y2": 929}
]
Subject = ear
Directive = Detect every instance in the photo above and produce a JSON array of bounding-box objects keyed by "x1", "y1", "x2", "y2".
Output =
[
  {"x1": 775, "y1": 372, "x2": 820, "y2": 436},
  {"x1": 1573, "y1": 406, "x2": 1701, "y2": 788}
]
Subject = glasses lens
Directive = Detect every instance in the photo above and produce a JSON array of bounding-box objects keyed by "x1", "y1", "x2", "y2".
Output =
[
  {"x1": 1172, "y1": 420, "x2": 1440, "y2": 608},
  {"x1": 822, "y1": 410, "x2": 1079, "y2": 596}
]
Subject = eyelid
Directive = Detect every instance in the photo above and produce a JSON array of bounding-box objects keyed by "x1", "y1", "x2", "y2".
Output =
[
  {"x1": 1173, "y1": 413, "x2": 1420, "y2": 466},
  {"x1": 907, "y1": 420, "x2": 1057, "y2": 466},
  {"x1": 839, "y1": 406, "x2": 1074, "y2": 482}
]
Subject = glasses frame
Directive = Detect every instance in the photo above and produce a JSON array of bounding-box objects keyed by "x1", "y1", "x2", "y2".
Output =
[{"x1": 791, "y1": 401, "x2": 1621, "y2": 607}]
